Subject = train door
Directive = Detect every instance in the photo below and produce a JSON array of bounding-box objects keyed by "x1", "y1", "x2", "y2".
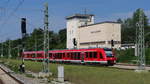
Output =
[{"x1": 98, "y1": 49, "x2": 107, "y2": 62}]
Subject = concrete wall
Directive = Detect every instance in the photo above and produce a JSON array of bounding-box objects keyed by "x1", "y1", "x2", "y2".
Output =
[{"x1": 77, "y1": 23, "x2": 121, "y2": 49}]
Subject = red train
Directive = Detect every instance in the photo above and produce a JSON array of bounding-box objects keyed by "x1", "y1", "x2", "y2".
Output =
[{"x1": 23, "y1": 48, "x2": 116, "y2": 66}]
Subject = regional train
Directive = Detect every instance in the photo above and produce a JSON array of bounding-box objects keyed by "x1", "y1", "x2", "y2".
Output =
[{"x1": 23, "y1": 48, "x2": 116, "y2": 66}]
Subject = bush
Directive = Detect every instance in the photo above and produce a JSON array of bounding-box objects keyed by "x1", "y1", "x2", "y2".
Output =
[{"x1": 116, "y1": 48, "x2": 150, "y2": 65}]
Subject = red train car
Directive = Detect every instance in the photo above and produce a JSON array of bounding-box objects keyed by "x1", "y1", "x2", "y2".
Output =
[{"x1": 23, "y1": 48, "x2": 116, "y2": 66}]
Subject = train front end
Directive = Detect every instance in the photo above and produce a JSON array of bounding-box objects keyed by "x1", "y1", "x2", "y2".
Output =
[{"x1": 104, "y1": 48, "x2": 117, "y2": 66}]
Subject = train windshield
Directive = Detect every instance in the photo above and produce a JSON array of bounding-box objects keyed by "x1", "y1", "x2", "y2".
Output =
[{"x1": 104, "y1": 48, "x2": 113, "y2": 57}]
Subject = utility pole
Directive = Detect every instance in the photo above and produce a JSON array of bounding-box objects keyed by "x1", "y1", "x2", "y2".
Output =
[
  {"x1": 8, "y1": 39, "x2": 12, "y2": 58},
  {"x1": 43, "y1": 2, "x2": 49, "y2": 73},
  {"x1": 136, "y1": 8, "x2": 145, "y2": 70},
  {"x1": 1, "y1": 40, "x2": 3, "y2": 58}
]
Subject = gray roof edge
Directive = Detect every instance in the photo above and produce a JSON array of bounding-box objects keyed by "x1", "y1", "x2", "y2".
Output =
[
  {"x1": 79, "y1": 21, "x2": 121, "y2": 28},
  {"x1": 66, "y1": 14, "x2": 94, "y2": 20}
]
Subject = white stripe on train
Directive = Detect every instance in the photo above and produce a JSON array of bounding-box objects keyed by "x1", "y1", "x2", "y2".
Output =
[{"x1": 23, "y1": 58, "x2": 107, "y2": 64}]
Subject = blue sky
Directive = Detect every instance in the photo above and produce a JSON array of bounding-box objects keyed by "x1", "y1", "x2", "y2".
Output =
[{"x1": 0, "y1": 0, "x2": 149, "y2": 41}]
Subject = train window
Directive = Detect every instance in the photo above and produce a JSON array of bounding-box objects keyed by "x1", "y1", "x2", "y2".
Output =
[
  {"x1": 89, "y1": 52, "x2": 93, "y2": 58},
  {"x1": 74, "y1": 53, "x2": 76, "y2": 60},
  {"x1": 60, "y1": 53, "x2": 62, "y2": 59},
  {"x1": 77, "y1": 53, "x2": 80, "y2": 59},
  {"x1": 31, "y1": 54, "x2": 35, "y2": 58},
  {"x1": 59, "y1": 53, "x2": 60, "y2": 59},
  {"x1": 57, "y1": 53, "x2": 59, "y2": 59},
  {"x1": 59, "y1": 53, "x2": 61, "y2": 59},
  {"x1": 71, "y1": 53, "x2": 73, "y2": 59},
  {"x1": 36, "y1": 54, "x2": 39, "y2": 57},
  {"x1": 55, "y1": 53, "x2": 58, "y2": 59},
  {"x1": 85, "y1": 52, "x2": 88, "y2": 58},
  {"x1": 99, "y1": 53, "x2": 103, "y2": 59},
  {"x1": 93, "y1": 52, "x2": 97, "y2": 58},
  {"x1": 63, "y1": 53, "x2": 65, "y2": 58},
  {"x1": 67, "y1": 53, "x2": 69, "y2": 58},
  {"x1": 54, "y1": 53, "x2": 56, "y2": 59},
  {"x1": 76, "y1": 52, "x2": 79, "y2": 59},
  {"x1": 49, "y1": 53, "x2": 52, "y2": 58}
]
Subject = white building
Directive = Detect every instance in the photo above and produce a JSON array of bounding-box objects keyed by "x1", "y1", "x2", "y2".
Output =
[
  {"x1": 66, "y1": 14, "x2": 121, "y2": 49},
  {"x1": 66, "y1": 14, "x2": 94, "y2": 49}
]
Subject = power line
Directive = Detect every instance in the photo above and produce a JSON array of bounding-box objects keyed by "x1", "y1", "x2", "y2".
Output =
[{"x1": 0, "y1": 0, "x2": 24, "y2": 29}]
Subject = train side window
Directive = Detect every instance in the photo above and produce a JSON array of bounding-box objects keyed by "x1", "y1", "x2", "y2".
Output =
[
  {"x1": 63, "y1": 53, "x2": 65, "y2": 58},
  {"x1": 93, "y1": 52, "x2": 97, "y2": 58},
  {"x1": 74, "y1": 52, "x2": 76, "y2": 60},
  {"x1": 60, "y1": 53, "x2": 62, "y2": 59},
  {"x1": 68, "y1": 53, "x2": 70, "y2": 58},
  {"x1": 89, "y1": 52, "x2": 93, "y2": 58},
  {"x1": 56, "y1": 53, "x2": 59, "y2": 59},
  {"x1": 76, "y1": 53, "x2": 79, "y2": 60},
  {"x1": 59, "y1": 53, "x2": 61, "y2": 59},
  {"x1": 58, "y1": 53, "x2": 60, "y2": 59},
  {"x1": 99, "y1": 53, "x2": 103, "y2": 59},
  {"x1": 49, "y1": 53, "x2": 52, "y2": 58},
  {"x1": 55, "y1": 53, "x2": 57, "y2": 59},
  {"x1": 85, "y1": 52, "x2": 88, "y2": 58},
  {"x1": 59, "y1": 53, "x2": 60, "y2": 59},
  {"x1": 67, "y1": 53, "x2": 69, "y2": 58},
  {"x1": 32, "y1": 54, "x2": 35, "y2": 58},
  {"x1": 71, "y1": 53, "x2": 73, "y2": 59},
  {"x1": 54, "y1": 53, "x2": 56, "y2": 59},
  {"x1": 76, "y1": 52, "x2": 78, "y2": 60},
  {"x1": 77, "y1": 53, "x2": 80, "y2": 59}
]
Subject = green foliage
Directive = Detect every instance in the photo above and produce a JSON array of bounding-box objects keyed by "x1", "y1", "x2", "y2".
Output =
[
  {"x1": 115, "y1": 49, "x2": 136, "y2": 63},
  {"x1": 116, "y1": 48, "x2": 150, "y2": 65},
  {"x1": 145, "y1": 48, "x2": 150, "y2": 64},
  {"x1": 119, "y1": 8, "x2": 150, "y2": 44},
  {"x1": 0, "y1": 28, "x2": 66, "y2": 58}
]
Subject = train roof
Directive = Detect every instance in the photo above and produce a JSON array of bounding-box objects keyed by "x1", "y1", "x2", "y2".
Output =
[
  {"x1": 23, "y1": 48, "x2": 112, "y2": 54},
  {"x1": 48, "y1": 48, "x2": 105, "y2": 53}
]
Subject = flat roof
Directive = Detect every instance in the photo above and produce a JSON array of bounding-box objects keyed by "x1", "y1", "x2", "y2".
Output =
[
  {"x1": 66, "y1": 14, "x2": 94, "y2": 20},
  {"x1": 79, "y1": 21, "x2": 120, "y2": 28}
]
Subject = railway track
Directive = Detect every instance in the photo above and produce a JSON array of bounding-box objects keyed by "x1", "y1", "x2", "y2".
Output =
[{"x1": 0, "y1": 67, "x2": 24, "y2": 84}]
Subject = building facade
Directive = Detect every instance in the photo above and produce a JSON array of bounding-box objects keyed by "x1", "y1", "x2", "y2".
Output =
[
  {"x1": 66, "y1": 14, "x2": 94, "y2": 49},
  {"x1": 66, "y1": 14, "x2": 121, "y2": 49}
]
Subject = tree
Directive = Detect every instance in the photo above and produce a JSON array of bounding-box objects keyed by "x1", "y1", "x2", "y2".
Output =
[{"x1": 120, "y1": 8, "x2": 149, "y2": 45}]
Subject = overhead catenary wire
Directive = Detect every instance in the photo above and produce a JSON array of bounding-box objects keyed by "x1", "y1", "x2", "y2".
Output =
[{"x1": 0, "y1": 0, "x2": 24, "y2": 29}]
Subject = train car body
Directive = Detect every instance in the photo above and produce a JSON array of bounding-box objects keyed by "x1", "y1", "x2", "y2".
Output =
[{"x1": 23, "y1": 48, "x2": 116, "y2": 66}]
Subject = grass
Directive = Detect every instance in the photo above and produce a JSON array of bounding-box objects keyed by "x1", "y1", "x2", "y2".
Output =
[{"x1": 0, "y1": 58, "x2": 150, "y2": 84}]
